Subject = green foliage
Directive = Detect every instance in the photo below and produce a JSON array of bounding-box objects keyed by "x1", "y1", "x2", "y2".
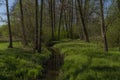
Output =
[
  {"x1": 0, "y1": 25, "x2": 9, "y2": 38},
  {"x1": 107, "y1": 18, "x2": 120, "y2": 47},
  {"x1": 54, "y1": 40, "x2": 120, "y2": 80},
  {"x1": 0, "y1": 42, "x2": 51, "y2": 80}
]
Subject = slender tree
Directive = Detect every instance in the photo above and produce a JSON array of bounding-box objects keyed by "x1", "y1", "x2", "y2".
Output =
[
  {"x1": 75, "y1": 0, "x2": 83, "y2": 40},
  {"x1": 38, "y1": 0, "x2": 44, "y2": 53},
  {"x1": 77, "y1": 0, "x2": 90, "y2": 42},
  {"x1": 5, "y1": 0, "x2": 13, "y2": 48},
  {"x1": 19, "y1": 0, "x2": 28, "y2": 46},
  {"x1": 117, "y1": 0, "x2": 120, "y2": 12},
  {"x1": 64, "y1": 9, "x2": 69, "y2": 38},
  {"x1": 100, "y1": 0, "x2": 108, "y2": 52},
  {"x1": 68, "y1": 0, "x2": 71, "y2": 39},
  {"x1": 58, "y1": 0, "x2": 64, "y2": 40},
  {"x1": 35, "y1": 0, "x2": 38, "y2": 51},
  {"x1": 70, "y1": 0, "x2": 74, "y2": 39},
  {"x1": 49, "y1": 0, "x2": 54, "y2": 41},
  {"x1": 53, "y1": 0, "x2": 56, "y2": 32},
  {"x1": 63, "y1": 0, "x2": 69, "y2": 38}
]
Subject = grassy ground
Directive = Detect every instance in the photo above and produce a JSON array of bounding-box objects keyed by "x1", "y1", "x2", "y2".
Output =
[
  {"x1": 0, "y1": 42, "x2": 51, "y2": 80},
  {"x1": 1, "y1": 40, "x2": 120, "y2": 80},
  {"x1": 54, "y1": 40, "x2": 120, "y2": 80}
]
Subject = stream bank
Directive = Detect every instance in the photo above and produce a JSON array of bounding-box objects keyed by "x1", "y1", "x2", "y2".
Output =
[{"x1": 41, "y1": 46, "x2": 64, "y2": 80}]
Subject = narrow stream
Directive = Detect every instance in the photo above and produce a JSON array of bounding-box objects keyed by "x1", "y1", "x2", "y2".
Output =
[{"x1": 41, "y1": 47, "x2": 64, "y2": 80}]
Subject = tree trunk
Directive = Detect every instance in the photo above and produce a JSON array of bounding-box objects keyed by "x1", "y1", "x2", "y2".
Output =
[
  {"x1": 77, "y1": 0, "x2": 89, "y2": 42},
  {"x1": 58, "y1": 0, "x2": 64, "y2": 40},
  {"x1": 38, "y1": 0, "x2": 44, "y2": 53},
  {"x1": 64, "y1": 9, "x2": 69, "y2": 38},
  {"x1": 117, "y1": 0, "x2": 120, "y2": 12},
  {"x1": 49, "y1": 0, "x2": 54, "y2": 41},
  {"x1": 53, "y1": 0, "x2": 56, "y2": 32},
  {"x1": 19, "y1": 0, "x2": 28, "y2": 46},
  {"x1": 35, "y1": 0, "x2": 38, "y2": 50},
  {"x1": 5, "y1": 0, "x2": 13, "y2": 48},
  {"x1": 100, "y1": 0, "x2": 108, "y2": 52},
  {"x1": 70, "y1": 0, "x2": 74, "y2": 39}
]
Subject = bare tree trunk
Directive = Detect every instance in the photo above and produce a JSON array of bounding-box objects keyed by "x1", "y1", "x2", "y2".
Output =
[
  {"x1": 117, "y1": 0, "x2": 120, "y2": 12},
  {"x1": 53, "y1": 0, "x2": 56, "y2": 32},
  {"x1": 75, "y1": 0, "x2": 79, "y2": 25},
  {"x1": 100, "y1": 0, "x2": 108, "y2": 52},
  {"x1": 70, "y1": 0, "x2": 74, "y2": 39},
  {"x1": 38, "y1": 0, "x2": 44, "y2": 53},
  {"x1": 35, "y1": 0, "x2": 38, "y2": 51},
  {"x1": 75, "y1": 0, "x2": 83, "y2": 40},
  {"x1": 77, "y1": 0, "x2": 89, "y2": 42},
  {"x1": 19, "y1": 0, "x2": 28, "y2": 46},
  {"x1": 68, "y1": 0, "x2": 72, "y2": 39},
  {"x1": 49, "y1": 0, "x2": 54, "y2": 41},
  {"x1": 64, "y1": 9, "x2": 69, "y2": 38},
  {"x1": 5, "y1": 0, "x2": 13, "y2": 48},
  {"x1": 58, "y1": 0, "x2": 64, "y2": 40},
  {"x1": 65, "y1": 0, "x2": 70, "y2": 38}
]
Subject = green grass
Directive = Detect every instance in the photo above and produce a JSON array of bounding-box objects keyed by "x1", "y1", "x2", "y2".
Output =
[
  {"x1": 54, "y1": 40, "x2": 120, "y2": 80},
  {"x1": 0, "y1": 42, "x2": 22, "y2": 50},
  {"x1": 1, "y1": 40, "x2": 120, "y2": 80},
  {"x1": 0, "y1": 42, "x2": 51, "y2": 80}
]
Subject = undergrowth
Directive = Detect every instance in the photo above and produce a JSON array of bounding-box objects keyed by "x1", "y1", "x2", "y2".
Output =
[
  {"x1": 0, "y1": 42, "x2": 51, "y2": 80},
  {"x1": 54, "y1": 40, "x2": 120, "y2": 80}
]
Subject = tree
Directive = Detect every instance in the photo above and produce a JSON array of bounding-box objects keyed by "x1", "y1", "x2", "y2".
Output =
[
  {"x1": 77, "y1": 0, "x2": 90, "y2": 42},
  {"x1": 70, "y1": 0, "x2": 74, "y2": 39},
  {"x1": 100, "y1": 0, "x2": 108, "y2": 52},
  {"x1": 49, "y1": 0, "x2": 55, "y2": 41},
  {"x1": 19, "y1": 0, "x2": 28, "y2": 46},
  {"x1": 117, "y1": 0, "x2": 120, "y2": 12},
  {"x1": 35, "y1": 0, "x2": 38, "y2": 51},
  {"x1": 58, "y1": 0, "x2": 64, "y2": 40},
  {"x1": 5, "y1": 0, "x2": 13, "y2": 48},
  {"x1": 53, "y1": 0, "x2": 56, "y2": 34},
  {"x1": 38, "y1": 0, "x2": 44, "y2": 53}
]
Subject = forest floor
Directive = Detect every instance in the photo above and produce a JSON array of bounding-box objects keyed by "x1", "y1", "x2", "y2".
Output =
[
  {"x1": 41, "y1": 47, "x2": 64, "y2": 80},
  {"x1": 54, "y1": 40, "x2": 120, "y2": 80},
  {"x1": 0, "y1": 42, "x2": 50, "y2": 80},
  {"x1": 0, "y1": 40, "x2": 120, "y2": 80}
]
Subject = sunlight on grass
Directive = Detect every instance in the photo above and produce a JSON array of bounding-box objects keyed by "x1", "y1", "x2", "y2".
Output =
[
  {"x1": 0, "y1": 42, "x2": 22, "y2": 50},
  {"x1": 55, "y1": 40, "x2": 120, "y2": 80}
]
